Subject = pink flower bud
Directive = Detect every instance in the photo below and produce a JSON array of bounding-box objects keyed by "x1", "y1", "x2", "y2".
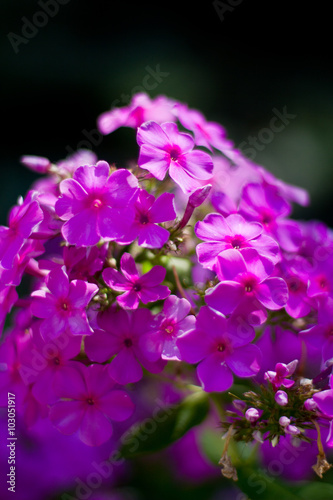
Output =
[
  {"x1": 275, "y1": 390, "x2": 288, "y2": 406},
  {"x1": 20, "y1": 155, "x2": 51, "y2": 174},
  {"x1": 285, "y1": 424, "x2": 300, "y2": 435},
  {"x1": 304, "y1": 398, "x2": 317, "y2": 411},
  {"x1": 245, "y1": 407, "x2": 262, "y2": 422},
  {"x1": 279, "y1": 416, "x2": 291, "y2": 427},
  {"x1": 232, "y1": 399, "x2": 247, "y2": 413}
]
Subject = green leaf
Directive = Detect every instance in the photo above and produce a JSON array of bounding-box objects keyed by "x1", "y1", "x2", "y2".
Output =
[
  {"x1": 120, "y1": 390, "x2": 210, "y2": 459},
  {"x1": 236, "y1": 467, "x2": 300, "y2": 500},
  {"x1": 297, "y1": 482, "x2": 333, "y2": 499}
]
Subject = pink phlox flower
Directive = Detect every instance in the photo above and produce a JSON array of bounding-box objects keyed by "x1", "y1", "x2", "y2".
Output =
[
  {"x1": 102, "y1": 253, "x2": 170, "y2": 310},
  {"x1": 31, "y1": 266, "x2": 99, "y2": 340},
  {"x1": 97, "y1": 93, "x2": 176, "y2": 134},
  {"x1": 264, "y1": 359, "x2": 298, "y2": 389},
  {"x1": 176, "y1": 306, "x2": 261, "y2": 392},
  {"x1": 239, "y1": 182, "x2": 302, "y2": 252},
  {"x1": 257, "y1": 166, "x2": 310, "y2": 207},
  {"x1": 205, "y1": 248, "x2": 288, "y2": 319},
  {"x1": 142, "y1": 295, "x2": 196, "y2": 361},
  {"x1": 300, "y1": 298, "x2": 333, "y2": 362},
  {"x1": 306, "y1": 255, "x2": 333, "y2": 298},
  {"x1": 137, "y1": 121, "x2": 214, "y2": 193},
  {"x1": 278, "y1": 256, "x2": 313, "y2": 319},
  {"x1": 84, "y1": 307, "x2": 166, "y2": 385},
  {"x1": 173, "y1": 102, "x2": 232, "y2": 152},
  {"x1": 117, "y1": 188, "x2": 177, "y2": 248},
  {"x1": 0, "y1": 191, "x2": 44, "y2": 270},
  {"x1": 55, "y1": 162, "x2": 139, "y2": 247},
  {"x1": 23, "y1": 322, "x2": 82, "y2": 405},
  {"x1": 195, "y1": 212, "x2": 280, "y2": 272},
  {"x1": 62, "y1": 244, "x2": 108, "y2": 281},
  {"x1": 0, "y1": 239, "x2": 44, "y2": 287},
  {"x1": 49, "y1": 361, "x2": 135, "y2": 446}
]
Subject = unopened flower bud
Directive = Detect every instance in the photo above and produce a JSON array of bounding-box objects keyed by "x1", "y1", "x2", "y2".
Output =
[
  {"x1": 232, "y1": 399, "x2": 246, "y2": 413},
  {"x1": 245, "y1": 407, "x2": 261, "y2": 422},
  {"x1": 275, "y1": 390, "x2": 288, "y2": 406},
  {"x1": 285, "y1": 424, "x2": 300, "y2": 435},
  {"x1": 304, "y1": 398, "x2": 317, "y2": 411},
  {"x1": 253, "y1": 430, "x2": 263, "y2": 443},
  {"x1": 279, "y1": 416, "x2": 291, "y2": 427},
  {"x1": 20, "y1": 155, "x2": 51, "y2": 174}
]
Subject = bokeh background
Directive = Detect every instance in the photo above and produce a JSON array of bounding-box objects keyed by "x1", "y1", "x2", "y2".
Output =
[{"x1": 1, "y1": 0, "x2": 333, "y2": 227}]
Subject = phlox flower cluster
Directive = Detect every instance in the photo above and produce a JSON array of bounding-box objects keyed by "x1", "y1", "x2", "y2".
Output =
[{"x1": 1, "y1": 92, "x2": 333, "y2": 486}]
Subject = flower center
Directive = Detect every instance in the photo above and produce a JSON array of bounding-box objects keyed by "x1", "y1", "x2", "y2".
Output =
[
  {"x1": 87, "y1": 398, "x2": 94, "y2": 405},
  {"x1": 133, "y1": 283, "x2": 141, "y2": 292},
  {"x1": 169, "y1": 147, "x2": 181, "y2": 162},
  {"x1": 139, "y1": 213, "x2": 150, "y2": 225},
  {"x1": 57, "y1": 299, "x2": 71, "y2": 314},
  {"x1": 232, "y1": 237, "x2": 243, "y2": 250},
  {"x1": 124, "y1": 338, "x2": 133, "y2": 348},
  {"x1": 217, "y1": 343, "x2": 225, "y2": 352},
  {"x1": 91, "y1": 198, "x2": 103, "y2": 209},
  {"x1": 162, "y1": 320, "x2": 176, "y2": 336},
  {"x1": 54, "y1": 357, "x2": 60, "y2": 365}
]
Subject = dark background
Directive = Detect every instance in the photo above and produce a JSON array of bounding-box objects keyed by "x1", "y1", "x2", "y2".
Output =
[{"x1": 1, "y1": 0, "x2": 333, "y2": 226}]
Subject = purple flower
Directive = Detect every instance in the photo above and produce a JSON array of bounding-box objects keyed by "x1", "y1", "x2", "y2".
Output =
[
  {"x1": 137, "y1": 121, "x2": 213, "y2": 193},
  {"x1": 31, "y1": 266, "x2": 98, "y2": 340},
  {"x1": 118, "y1": 189, "x2": 177, "y2": 248},
  {"x1": 173, "y1": 102, "x2": 232, "y2": 152},
  {"x1": 239, "y1": 183, "x2": 302, "y2": 252},
  {"x1": 102, "y1": 253, "x2": 170, "y2": 309},
  {"x1": 313, "y1": 375, "x2": 333, "y2": 447},
  {"x1": 300, "y1": 298, "x2": 333, "y2": 363},
  {"x1": 275, "y1": 390, "x2": 288, "y2": 406},
  {"x1": 195, "y1": 212, "x2": 280, "y2": 271},
  {"x1": 279, "y1": 416, "x2": 291, "y2": 427},
  {"x1": 142, "y1": 295, "x2": 196, "y2": 360},
  {"x1": 49, "y1": 362, "x2": 134, "y2": 446},
  {"x1": 84, "y1": 307, "x2": 166, "y2": 385},
  {"x1": 176, "y1": 306, "x2": 261, "y2": 392},
  {"x1": 0, "y1": 190, "x2": 43, "y2": 269},
  {"x1": 205, "y1": 248, "x2": 288, "y2": 317},
  {"x1": 55, "y1": 162, "x2": 139, "y2": 247},
  {"x1": 97, "y1": 93, "x2": 176, "y2": 134},
  {"x1": 279, "y1": 257, "x2": 312, "y2": 319},
  {"x1": 264, "y1": 360, "x2": 298, "y2": 389}
]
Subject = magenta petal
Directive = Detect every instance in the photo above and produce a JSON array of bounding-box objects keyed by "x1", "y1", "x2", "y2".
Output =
[
  {"x1": 216, "y1": 249, "x2": 247, "y2": 280},
  {"x1": 49, "y1": 400, "x2": 85, "y2": 435},
  {"x1": 256, "y1": 278, "x2": 289, "y2": 310},
  {"x1": 226, "y1": 214, "x2": 262, "y2": 240},
  {"x1": 164, "y1": 295, "x2": 191, "y2": 322},
  {"x1": 98, "y1": 390, "x2": 134, "y2": 421},
  {"x1": 32, "y1": 367, "x2": 58, "y2": 404},
  {"x1": 62, "y1": 209, "x2": 100, "y2": 246},
  {"x1": 195, "y1": 213, "x2": 232, "y2": 242},
  {"x1": 197, "y1": 353, "x2": 234, "y2": 392},
  {"x1": 79, "y1": 406, "x2": 113, "y2": 446},
  {"x1": 47, "y1": 266, "x2": 69, "y2": 298},
  {"x1": 120, "y1": 253, "x2": 140, "y2": 281},
  {"x1": 108, "y1": 348, "x2": 143, "y2": 384},
  {"x1": 40, "y1": 315, "x2": 66, "y2": 340},
  {"x1": 67, "y1": 312, "x2": 93, "y2": 336},
  {"x1": 226, "y1": 344, "x2": 261, "y2": 377},
  {"x1": 148, "y1": 192, "x2": 176, "y2": 223},
  {"x1": 68, "y1": 280, "x2": 98, "y2": 308},
  {"x1": 74, "y1": 163, "x2": 109, "y2": 192},
  {"x1": 169, "y1": 162, "x2": 203, "y2": 193},
  {"x1": 205, "y1": 281, "x2": 244, "y2": 315},
  {"x1": 138, "y1": 144, "x2": 170, "y2": 180},
  {"x1": 139, "y1": 285, "x2": 170, "y2": 304},
  {"x1": 56, "y1": 178, "x2": 87, "y2": 218},
  {"x1": 104, "y1": 169, "x2": 139, "y2": 207},
  {"x1": 313, "y1": 390, "x2": 333, "y2": 417},
  {"x1": 137, "y1": 120, "x2": 170, "y2": 148},
  {"x1": 53, "y1": 363, "x2": 87, "y2": 399},
  {"x1": 117, "y1": 290, "x2": 140, "y2": 309},
  {"x1": 137, "y1": 224, "x2": 170, "y2": 248},
  {"x1": 85, "y1": 329, "x2": 122, "y2": 362},
  {"x1": 31, "y1": 291, "x2": 56, "y2": 318},
  {"x1": 139, "y1": 265, "x2": 166, "y2": 287},
  {"x1": 177, "y1": 150, "x2": 213, "y2": 179},
  {"x1": 102, "y1": 267, "x2": 131, "y2": 291},
  {"x1": 176, "y1": 328, "x2": 214, "y2": 364}
]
